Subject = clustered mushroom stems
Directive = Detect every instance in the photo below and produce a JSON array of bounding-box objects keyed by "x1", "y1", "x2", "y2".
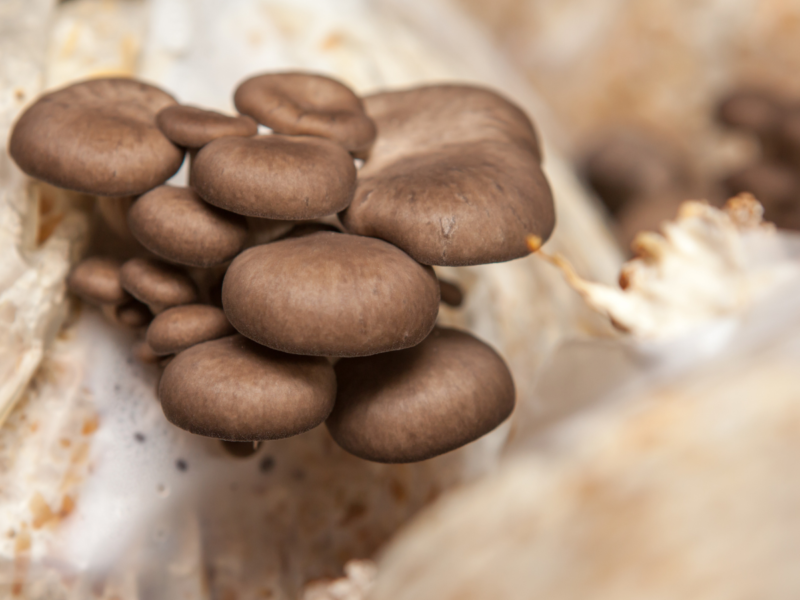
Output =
[{"x1": 9, "y1": 71, "x2": 555, "y2": 464}]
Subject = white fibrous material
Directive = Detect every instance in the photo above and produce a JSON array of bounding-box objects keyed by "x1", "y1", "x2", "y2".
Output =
[
  {"x1": 547, "y1": 193, "x2": 800, "y2": 339},
  {"x1": 0, "y1": 0, "x2": 621, "y2": 598}
]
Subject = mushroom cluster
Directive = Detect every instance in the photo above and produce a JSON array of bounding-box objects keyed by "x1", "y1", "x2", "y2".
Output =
[{"x1": 9, "y1": 72, "x2": 554, "y2": 463}]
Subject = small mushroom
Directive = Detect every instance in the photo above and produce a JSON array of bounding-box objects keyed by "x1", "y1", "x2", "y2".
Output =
[
  {"x1": 9, "y1": 78, "x2": 184, "y2": 196},
  {"x1": 340, "y1": 85, "x2": 554, "y2": 266},
  {"x1": 67, "y1": 257, "x2": 129, "y2": 305},
  {"x1": 159, "y1": 334, "x2": 336, "y2": 440},
  {"x1": 127, "y1": 185, "x2": 248, "y2": 267},
  {"x1": 120, "y1": 257, "x2": 198, "y2": 314},
  {"x1": 222, "y1": 232, "x2": 440, "y2": 357},
  {"x1": 438, "y1": 278, "x2": 464, "y2": 307},
  {"x1": 146, "y1": 304, "x2": 234, "y2": 356},
  {"x1": 156, "y1": 105, "x2": 258, "y2": 148},
  {"x1": 101, "y1": 300, "x2": 153, "y2": 329},
  {"x1": 326, "y1": 327, "x2": 515, "y2": 463},
  {"x1": 233, "y1": 72, "x2": 376, "y2": 153},
  {"x1": 190, "y1": 135, "x2": 356, "y2": 220}
]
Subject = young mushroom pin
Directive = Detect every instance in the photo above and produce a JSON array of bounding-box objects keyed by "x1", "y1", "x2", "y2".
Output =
[
  {"x1": 326, "y1": 327, "x2": 515, "y2": 463},
  {"x1": 9, "y1": 78, "x2": 184, "y2": 196},
  {"x1": 146, "y1": 304, "x2": 235, "y2": 356},
  {"x1": 120, "y1": 257, "x2": 198, "y2": 314}
]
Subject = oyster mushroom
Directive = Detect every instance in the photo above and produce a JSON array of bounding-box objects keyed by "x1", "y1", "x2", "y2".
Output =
[
  {"x1": 127, "y1": 185, "x2": 248, "y2": 267},
  {"x1": 146, "y1": 304, "x2": 234, "y2": 356},
  {"x1": 222, "y1": 231, "x2": 440, "y2": 357},
  {"x1": 156, "y1": 105, "x2": 258, "y2": 148},
  {"x1": 119, "y1": 257, "x2": 198, "y2": 314},
  {"x1": 67, "y1": 257, "x2": 129, "y2": 305},
  {"x1": 190, "y1": 135, "x2": 356, "y2": 220},
  {"x1": 159, "y1": 334, "x2": 336, "y2": 440},
  {"x1": 340, "y1": 84, "x2": 554, "y2": 266},
  {"x1": 233, "y1": 72, "x2": 376, "y2": 153},
  {"x1": 8, "y1": 78, "x2": 184, "y2": 196},
  {"x1": 326, "y1": 327, "x2": 515, "y2": 463}
]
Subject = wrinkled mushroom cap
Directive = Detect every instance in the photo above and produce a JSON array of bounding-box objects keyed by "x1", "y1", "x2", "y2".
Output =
[
  {"x1": 120, "y1": 257, "x2": 198, "y2": 314},
  {"x1": 190, "y1": 135, "x2": 356, "y2": 220},
  {"x1": 146, "y1": 304, "x2": 234, "y2": 356},
  {"x1": 222, "y1": 232, "x2": 440, "y2": 357},
  {"x1": 159, "y1": 334, "x2": 336, "y2": 440},
  {"x1": 340, "y1": 85, "x2": 554, "y2": 266},
  {"x1": 234, "y1": 72, "x2": 376, "y2": 153},
  {"x1": 67, "y1": 257, "x2": 129, "y2": 305},
  {"x1": 327, "y1": 327, "x2": 516, "y2": 463},
  {"x1": 9, "y1": 78, "x2": 184, "y2": 196},
  {"x1": 128, "y1": 185, "x2": 248, "y2": 267},
  {"x1": 156, "y1": 105, "x2": 258, "y2": 148}
]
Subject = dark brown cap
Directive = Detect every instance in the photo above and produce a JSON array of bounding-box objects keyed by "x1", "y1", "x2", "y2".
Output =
[
  {"x1": 233, "y1": 72, "x2": 376, "y2": 153},
  {"x1": 190, "y1": 135, "x2": 356, "y2": 220},
  {"x1": 159, "y1": 334, "x2": 336, "y2": 440},
  {"x1": 68, "y1": 257, "x2": 129, "y2": 305},
  {"x1": 340, "y1": 85, "x2": 554, "y2": 266},
  {"x1": 127, "y1": 185, "x2": 248, "y2": 267},
  {"x1": 327, "y1": 327, "x2": 515, "y2": 463},
  {"x1": 120, "y1": 257, "x2": 198, "y2": 314},
  {"x1": 9, "y1": 78, "x2": 184, "y2": 196},
  {"x1": 146, "y1": 304, "x2": 235, "y2": 356},
  {"x1": 222, "y1": 232, "x2": 440, "y2": 357},
  {"x1": 156, "y1": 105, "x2": 258, "y2": 148}
]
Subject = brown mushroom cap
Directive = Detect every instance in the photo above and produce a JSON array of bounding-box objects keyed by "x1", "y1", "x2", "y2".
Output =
[
  {"x1": 340, "y1": 85, "x2": 554, "y2": 266},
  {"x1": 327, "y1": 327, "x2": 515, "y2": 463},
  {"x1": 233, "y1": 72, "x2": 376, "y2": 153},
  {"x1": 9, "y1": 78, "x2": 184, "y2": 196},
  {"x1": 146, "y1": 304, "x2": 234, "y2": 356},
  {"x1": 68, "y1": 257, "x2": 129, "y2": 305},
  {"x1": 127, "y1": 185, "x2": 248, "y2": 267},
  {"x1": 101, "y1": 300, "x2": 153, "y2": 329},
  {"x1": 156, "y1": 105, "x2": 258, "y2": 148},
  {"x1": 222, "y1": 232, "x2": 440, "y2": 357},
  {"x1": 120, "y1": 257, "x2": 198, "y2": 314},
  {"x1": 190, "y1": 135, "x2": 356, "y2": 220},
  {"x1": 159, "y1": 334, "x2": 336, "y2": 440}
]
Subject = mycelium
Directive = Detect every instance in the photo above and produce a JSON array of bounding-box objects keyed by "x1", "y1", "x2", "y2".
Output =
[{"x1": 9, "y1": 72, "x2": 556, "y2": 463}]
